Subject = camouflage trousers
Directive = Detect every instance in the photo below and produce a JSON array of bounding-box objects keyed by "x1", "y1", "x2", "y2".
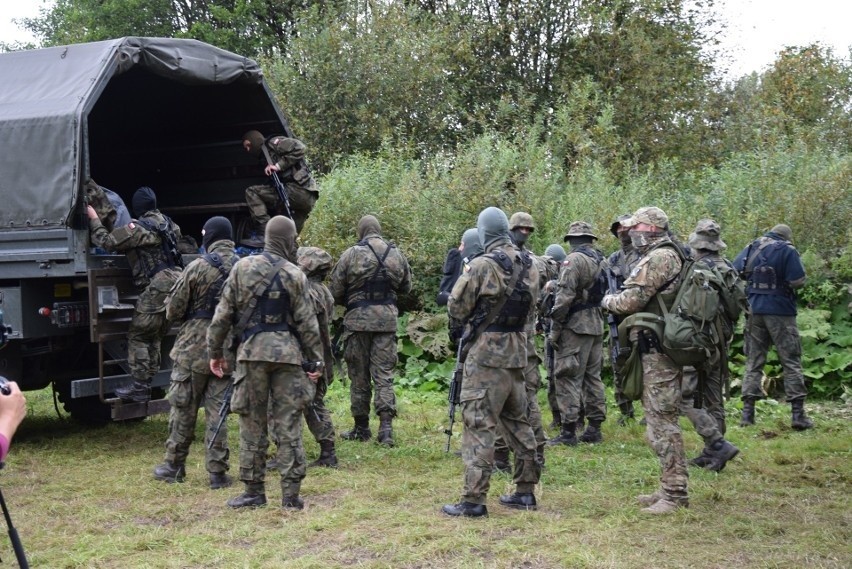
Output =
[
  {"x1": 683, "y1": 346, "x2": 727, "y2": 437},
  {"x1": 231, "y1": 361, "x2": 315, "y2": 495},
  {"x1": 680, "y1": 364, "x2": 723, "y2": 446},
  {"x1": 245, "y1": 183, "x2": 318, "y2": 235},
  {"x1": 343, "y1": 331, "x2": 397, "y2": 418},
  {"x1": 163, "y1": 366, "x2": 231, "y2": 473},
  {"x1": 302, "y1": 378, "x2": 335, "y2": 443},
  {"x1": 553, "y1": 329, "x2": 606, "y2": 424},
  {"x1": 742, "y1": 314, "x2": 807, "y2": 402},
  {"x1": 496, "y1": 335, "x2": 546, "y2": 454},
  {"x1": 640, "y1": 350, "x2": 688, "y2": 502},
  {"x1": 459, "y1": 361, "x2": 541, "y2": 505},
  {"x1": 127, "y1": 309, "x2": 170, "y2": 383}
]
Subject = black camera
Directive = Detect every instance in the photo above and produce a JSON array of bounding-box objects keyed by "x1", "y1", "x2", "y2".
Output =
[
  {"x1": 0, "y1": 376, "x2": 10, "y2": 396},
  {"x1": 301, "y1": 361, "x2": 324, "y2": 374}
]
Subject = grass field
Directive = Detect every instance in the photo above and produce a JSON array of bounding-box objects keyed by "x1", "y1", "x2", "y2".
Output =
[{"x1": 3, "y1": 382, "x2": 850, "y2": 568}]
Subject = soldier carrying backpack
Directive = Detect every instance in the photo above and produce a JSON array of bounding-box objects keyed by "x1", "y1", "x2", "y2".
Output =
[{"x1": 733, "y1": 224, "x2": 813, "y2": 430}]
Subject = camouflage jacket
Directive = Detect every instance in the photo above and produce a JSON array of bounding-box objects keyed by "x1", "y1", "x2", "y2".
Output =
[
  {"x1": 306, "y1": 277, "x2": 335, "y2": 384},
  {"x1": 207, "y1": 253, "x2": 322, "y2": 365},
  {"x1": 166, "y1": 240, "x2": 238, "y2": 373},
  {"x1": 89, "y1": 210, "x2": 182, "y2": 289},
  {"x1": 329, "y1": 233, "x2": 413, "y2": 332},
  {"x1": 448, "y1": 241, "x2": 539, "y2": 369},
  {"x1": 601, "y1": 237, "x2": 682, "y2": 316},
  {"x1": 265, "y1": 135, "x2": 316, "y2": 193},
  {"x1": 550, "y1": 245, "x2": 604, "y2": 336},
  {"x1": 526, "y1": 252, "x2": 550, "y2": 332}
]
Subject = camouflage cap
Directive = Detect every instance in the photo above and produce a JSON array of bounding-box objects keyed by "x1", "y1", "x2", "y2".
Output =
[
  {"x1": 610, "y1": 214, "x2": 632, "y2": 237},
  {"x1": 297, "y1": 246, "x2": 333, "y2": 277},
  {"x1": 621, "y1": 206, "x2": 669, "y2": 229},
  {"x1": 770, "y1": 223, "x2": 793, "y2": 242},
  {"x1": 687, "y1": 218, "x2": 727, "y2": 251},
  {"x1": 508, "y1": 212, "x2": 535, "y2": 231},
  {"x1": 563, "y1": 221, "x2": 598, "y2": 241}
]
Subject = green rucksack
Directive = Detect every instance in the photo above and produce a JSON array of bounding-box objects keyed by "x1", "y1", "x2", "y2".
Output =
[{"x1": 657, "y1": 250, "x2": 728, "y2": 366}]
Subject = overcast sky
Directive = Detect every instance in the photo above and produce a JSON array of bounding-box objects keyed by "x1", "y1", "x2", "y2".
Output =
[{"x1": 1, "y1": 0, "x2": 850, "y2": 79}]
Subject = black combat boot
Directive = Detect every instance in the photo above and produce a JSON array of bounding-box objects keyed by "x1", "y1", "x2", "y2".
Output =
[
  {"x1": 579, "y1": 420, "x2": 603, "y2": 444},
  {"x1": 617, "y1": 402, "x2": 635, "y2": 426},
  {"x1": 499, "y1": 492, "x2": 537, "y2": 510},
  {"x1": 493, "y1": 447, "x2": 512, "y2": 474},
  {"x1": 740, "y1": 398, "x2": 755, "y2": 427},
  {"x1": 209, "y1": 472, "x2": 233, "y2": 490},
  {"x1": 282, "y1": 495, "x2": 304, "y2": 511},
  {"x1": 341, "y1": 415, "x2": 372, "y2": 441},
  {"x1": 152, "y1": 461, "x2": 185, "y2": 483},
  {"x1": 790, "y1": 398, "x2": 814, "y2": 431},
  {"x1": 547, "y1": 422, "x2": 577, "y2": 446},
  {"x1": 442, "y1": 502, "x2": 488, "y2": 518},
  {"x1": 377, "y1": 412, "x2": 395, "y2": 447},
  {"x1": 227, "y1": 484, "x2": 267, "y2": 508},
  {"x1": 114, "y1": 380, "x2": 151, "y2": 403},
  {"x1": 548, "y1": 409, "x2": 561, "y2": 430},
  {"x1": 688, "y1": 448, "x2": 712, "y2": 468},
  {"x1": 705, "y1": 439, "x2": 740, "y2": 472},
  {"x1": 309, "y1": 440, "x2": 339, "y2": 468}
]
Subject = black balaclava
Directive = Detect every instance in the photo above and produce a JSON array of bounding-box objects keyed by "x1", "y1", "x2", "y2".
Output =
[
  {"x1": 265, "y1": 215, "x2": 298, "y2": 263},
  {"x1": 201, "y1": 216, "x2": 233, "y2": 251},
  {"x1": 131, "y1": 186, "x2": 157, "y2": 218}
]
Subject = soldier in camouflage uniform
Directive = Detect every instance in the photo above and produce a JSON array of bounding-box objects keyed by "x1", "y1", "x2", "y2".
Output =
[
  {"x1": 87, "y1": 186, "x2": 183, "y2": 403},
  {"x1": 539, "y1": 244, "x2": 566, "y2": 430},
  {"x1": 242, "y1": 130, "x2": 318, "y2": 237},
  {"x1": 207, "y1": 216, "x2": 324, "y2": 510},
  {"x1": 607, "y1": 215, "x2": 641, "y2": 424},
  {"x1": 447, "y1": 228, "x2": 485, "y2": 349},
  {"x1": 85, "y1": 178, "x2": 130, "y2": 232},
  {"x1": 442, "y1": 207, "x2": 541, "y2": 518},
  {"x1": 600, "y1": 207, "x2": 689, "y2": 514},
  {"x1": 547, "y1": 222, "x2": 607, "y2": 446},
  {"x1": 492, "y1": 212, "x2": 547, "y2": 472},
  {"x1": 684, "y1": 220, "x2": 739, "y2": 442},
  {"x1": 153, "y1": 216, "x2": 237, "y2": 489},
  {"x1": 330, "y1": 215, "x2": 412, "y2": 447},
  {"x1": 296, "y1": 246, "x2": 339, "y2": 467}
]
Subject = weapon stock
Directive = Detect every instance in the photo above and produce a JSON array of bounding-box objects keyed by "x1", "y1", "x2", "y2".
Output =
[
  {"x1": 208, "y1": 379, "x2": 234, "y2": 450},
  {"x1": 269, "y1": 171, "x2": 294, "y2": 220},
  {"x1": 444, "y1": 339, "x2": 465, "y2": 452}
]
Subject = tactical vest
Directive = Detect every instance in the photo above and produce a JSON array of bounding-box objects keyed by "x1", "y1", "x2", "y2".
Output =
[
  {"x1": 346, "y1": 239, "x2": 397, "y2": 311},
  {"x1": 186, "y1": 253, "x2": 232, "y2": 321},
  {"x1": 630, "y1": 241, "x2": 682, "y2": 322},
  {"x1": 742, "y1": 237, "x2": 789, "y2": 296},
  {"x1": 567, "y1": 246, "x2": 606, "y2": 316},
  {"x1": 485, "y1": 249, "x2": 532, "y2": 333},
  {"x1": 265, "y1": 135, "x2": 315, "y2": 191},
  {"x1": 242, "y1": 253, "x2": 292, "y2": 341},
  {"x1": 136, "y1": 214, "x2": 184, "y2": 278}
]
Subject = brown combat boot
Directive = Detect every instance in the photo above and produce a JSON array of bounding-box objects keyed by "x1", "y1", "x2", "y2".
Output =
[
  {"x1": 641, "y1": 498, "x2": 688, "y2": 515},
  {"x1": 637, "y1": 490, "x2": 665, "y2": 507}
]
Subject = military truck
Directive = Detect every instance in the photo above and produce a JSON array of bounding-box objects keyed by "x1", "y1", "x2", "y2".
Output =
[{"x1": 0, "y1": 37, "x2": 298, "y2": 421}]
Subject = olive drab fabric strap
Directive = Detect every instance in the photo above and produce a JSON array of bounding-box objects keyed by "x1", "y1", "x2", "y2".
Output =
[
  {"x1": 459, "y1": 251, "x2": 527, "y2": 363},
  {"x1": 232, "y1": 254, "x2": 286, "y2": 342}
]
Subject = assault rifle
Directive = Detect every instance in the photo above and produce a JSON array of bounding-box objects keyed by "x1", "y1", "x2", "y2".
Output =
[
  {"x1": 260, "y1": 144, "x2": 293, "y2": 220},
  {"x1": 444, "y1": 339, "x2": 465, "y2": 452},
  {"x1": 208, "y1": 379, "x2": 234, "y2": 450},
  {"x1": 604, "y1": 267, "x2": 630, "y2": 369}
]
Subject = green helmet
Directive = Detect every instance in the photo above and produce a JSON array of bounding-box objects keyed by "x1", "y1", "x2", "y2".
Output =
[{"x1": 508, "y1": 212, "x2": 535, "y2": 231}]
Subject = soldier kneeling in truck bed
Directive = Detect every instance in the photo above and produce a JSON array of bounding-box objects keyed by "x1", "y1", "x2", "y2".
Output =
[{"x1": 87, "y1": 186, "x2": 184, "y2": 403}]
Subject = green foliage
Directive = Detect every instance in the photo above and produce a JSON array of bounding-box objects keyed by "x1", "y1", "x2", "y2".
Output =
[{"x1": 395, "y1": 312, "x2": 455, "y2": 392}]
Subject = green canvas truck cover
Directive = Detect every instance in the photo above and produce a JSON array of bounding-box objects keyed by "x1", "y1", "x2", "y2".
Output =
[{"x1": 0, "y1": 37, "x2": 263, "y2": 230}]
